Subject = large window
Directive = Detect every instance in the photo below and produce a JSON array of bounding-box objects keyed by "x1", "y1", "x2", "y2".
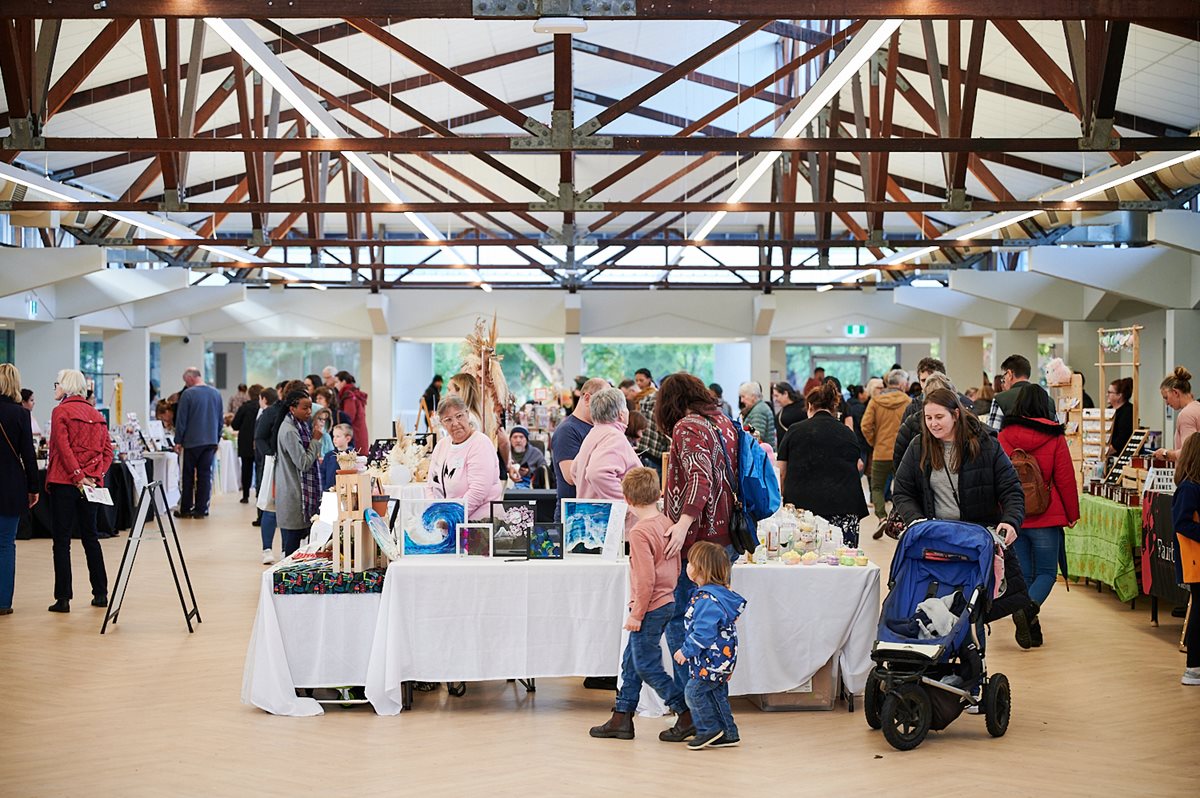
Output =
[
  {"x1": 433, "y1": 342, "x2": 563, "y2": 407},
  {"x1": 785, "y1": 344, "x2": 900, "y2": 390},
  {"x1": 0, "y1": 329, "x2": 12, "y2": 364},
  {"x1": 79, "y1": 341, "x2": 104, "y2": 403},
  {"x1": 245, "y1": 341, "x2": 361, "y2": 388},
  {"x1": 583, "y1": 343, "x2": 715, "y2": 385}
]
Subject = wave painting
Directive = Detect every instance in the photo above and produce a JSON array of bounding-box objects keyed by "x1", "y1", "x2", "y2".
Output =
[
  {"x1": 402, "y1": 499, "x2": 465, "y2": 555},
  {"x1": 563, "y1": 501, "x2": 614, "y2": 555}
]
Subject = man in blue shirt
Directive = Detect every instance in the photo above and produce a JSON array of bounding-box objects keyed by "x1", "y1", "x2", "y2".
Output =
[
  {"x1": 551, "y1": 377, "x2": 609, "y2": 520},
  {"x1": 173, "y1": 367, "x2": 224, "y2": 519}
]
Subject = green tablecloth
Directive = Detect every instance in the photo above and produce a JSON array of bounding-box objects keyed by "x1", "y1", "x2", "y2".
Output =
[{"x1": 1065, "y1": 495, "x2": 1143, "y2": 602}]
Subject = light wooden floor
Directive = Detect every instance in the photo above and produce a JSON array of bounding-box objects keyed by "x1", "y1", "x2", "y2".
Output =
[{"x1": 1, "y1": 492, "x2": 1196, "y2": 798}]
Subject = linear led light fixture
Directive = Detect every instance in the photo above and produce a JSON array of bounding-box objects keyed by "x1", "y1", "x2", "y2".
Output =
[
  {"x1": 883, "y1": 147, "x2": 1200, "y2": 266},
  {"x1": 689, "y1": 19, "x2": 903, "y2": 244},
  {"x1": 206, "y1": 18, "x2": 492, "y2": 291},
  {"x1": 0, "y1": 161, "x2": 278, "y2": 269}
]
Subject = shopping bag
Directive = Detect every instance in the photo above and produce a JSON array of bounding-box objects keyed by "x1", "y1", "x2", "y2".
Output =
[{"x1": 256, "y1": 455, "x2": 276, "y2": 512}]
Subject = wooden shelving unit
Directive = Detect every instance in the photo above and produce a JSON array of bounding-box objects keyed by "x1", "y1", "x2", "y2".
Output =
[{"x1": 1049, "y1": 372, "x2": 1085, "y2": 493}]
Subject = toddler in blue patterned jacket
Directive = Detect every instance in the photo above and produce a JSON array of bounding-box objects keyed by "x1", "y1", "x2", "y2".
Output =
[{"x1": 672, "y1": 541, "x2": 747, "y2": 750}]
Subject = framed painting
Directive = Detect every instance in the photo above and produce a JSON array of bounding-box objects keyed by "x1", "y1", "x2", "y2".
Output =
[
  {"x1": 399, "y1": 498, "x2": 466, "y2": 556},
  {"x1": 456, "y1": 522, "x2": 493, "y2": 558},
  {"x1": 528, "y1": 522, "x2": 564, "y2": 560},
  {"x1": 561, "y1": 499, "x2": 627, "y2": 559},
  {"x1": 490, "y1": 500, "x2": 535, "y2": 559}
]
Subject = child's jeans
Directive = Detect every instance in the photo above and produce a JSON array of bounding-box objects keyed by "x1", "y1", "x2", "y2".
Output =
[
  {"x1": 685, "y1": 678, "x2": 738, "y2": 740},
  {"x1": 614, "y1": 602, "x2": 685, "y2": 715}
]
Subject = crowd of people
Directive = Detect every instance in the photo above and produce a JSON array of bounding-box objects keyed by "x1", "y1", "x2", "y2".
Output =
[{"x1": 1, "y1": 348, "x2": 1196, "y2": 692}]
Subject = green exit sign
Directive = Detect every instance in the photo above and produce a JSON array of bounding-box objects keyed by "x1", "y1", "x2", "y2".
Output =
[{"x1": 845, "y1": 324, "x2": 868, "y2": 338}]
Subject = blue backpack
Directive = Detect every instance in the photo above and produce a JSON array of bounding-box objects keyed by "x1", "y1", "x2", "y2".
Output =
[{"x1": 734, "y1": 422, "x2": 781, "y2": 521}]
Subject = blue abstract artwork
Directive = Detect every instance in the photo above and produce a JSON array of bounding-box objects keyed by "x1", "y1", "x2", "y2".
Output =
[
  {"x1": 401, "y1": 499, "x2": 466, "y2": 556},
  {"x1": 562, "y1": 500, "x2": 623, "y2": 556}
]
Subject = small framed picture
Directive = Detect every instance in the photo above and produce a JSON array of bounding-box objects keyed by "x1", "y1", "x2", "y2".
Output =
[
  {"x1": 528, "y1": 522, "x2": 563, "y2": 560},
  {"x1": 399, "y1": 498, "x2": 466, "y2": 556},
  {"x1": 562, "y1": 499, "x2": 626, "y2": 559},
  {"x1": 456, "y1": 522, "x2": 493, "y2": 557},
  {"x1": 491, "y1": 500, "x2": 535, "y2": 559}
]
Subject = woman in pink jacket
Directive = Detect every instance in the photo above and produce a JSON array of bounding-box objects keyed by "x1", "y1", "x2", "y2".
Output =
[
  {"x1": 573, "y1": 387, "x2": 642, "y2": 508},
  {"x1": 426, "y1": 396, "x2": 503, "y2": 520}
]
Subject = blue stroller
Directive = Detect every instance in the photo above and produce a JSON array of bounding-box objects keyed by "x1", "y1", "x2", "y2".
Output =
[{"x1": 864, "y1": 520, "x2": 1012, "y2": 751}]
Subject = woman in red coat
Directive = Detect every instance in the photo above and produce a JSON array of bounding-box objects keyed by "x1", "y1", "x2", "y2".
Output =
[
  {"x1": 46, "y1": 369, "x2": 114, "y2": 613},
  {"x1": 998, "y1": 384, "x2": 1080, "y2": 649},
  {"x1": 334, "y1": 371, "x2": 369, "y2": 456}
]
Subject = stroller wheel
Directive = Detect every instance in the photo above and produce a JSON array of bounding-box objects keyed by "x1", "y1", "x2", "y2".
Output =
[
  {"x1": 864, "y1": 672, "x2": 884, "y2": 730},
  {"x1": 880, "y1": 684, "x2": 931, "y2": 751},
  {"x1": 983, "y1": 673, "x2": 1011, "y2": 737}
]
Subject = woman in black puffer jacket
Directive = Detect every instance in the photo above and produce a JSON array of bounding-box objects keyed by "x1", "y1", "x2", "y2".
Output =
[{"x1": 893, "y1": 388, "x2": 1032, "y2": 622}]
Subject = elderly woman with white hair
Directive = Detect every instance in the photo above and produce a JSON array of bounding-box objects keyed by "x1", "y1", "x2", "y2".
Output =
[
  {"x1": 426, "y1": 396, "x2": 503, "y2": 520},
  {"x1": 46, "y1": 368, "x2": 113, "y2": 613},
  {"x1": 573, "y1": 387, "x2": 642, "y2": 504},
  {"x1": 738, "y1": 381, "x2": 776, "y2": 448}
]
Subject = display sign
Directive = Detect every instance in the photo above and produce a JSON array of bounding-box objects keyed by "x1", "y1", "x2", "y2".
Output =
[
  {"x1": 1142, "y1": 492, "x2": 1191, "y2": 606},
  {"x1": 845, "y1": 323, "x2": 868, "y2": 338}
]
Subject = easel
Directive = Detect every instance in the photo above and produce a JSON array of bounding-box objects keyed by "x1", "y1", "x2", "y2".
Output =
[
  {"x1": 414, "y1": 396, "x2": 435, "y2": 434},
  {"x1": 101, "y1": 481, "x2": 201, "y2": 634}
]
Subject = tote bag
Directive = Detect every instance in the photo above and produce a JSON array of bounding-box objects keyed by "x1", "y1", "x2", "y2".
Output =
[{"x1": 256, "y1": 455, "x2": 276, "y2": 512}]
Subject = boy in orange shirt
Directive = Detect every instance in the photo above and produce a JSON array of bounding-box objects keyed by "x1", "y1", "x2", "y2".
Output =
[{"x1": 589, "y1": 467, "x2": 687, "y2": 740}]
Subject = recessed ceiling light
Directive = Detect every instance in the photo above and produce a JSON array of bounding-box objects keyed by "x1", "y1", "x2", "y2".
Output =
[{"x1": 816, "y1": 284, "x2": 834, "y2": 293}]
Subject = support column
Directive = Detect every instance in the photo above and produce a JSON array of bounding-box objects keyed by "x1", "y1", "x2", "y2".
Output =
[
  {"x1": 365, "y1": 334, "x2": 394, "y2": 440},
  {"x1": 990, "y1": 330, "x2": 1039, "y2": 377},
  {"x1": 1164, "y1": 309, "x2": 1200, "y2": 434},
  {"x1": 940, "y1": 319, "x2": 984, "y2": 393},
  {"x1": 105, "y1": 328, "x2": 151, "y2": 426},
  {"x1": 1063, "y1": 321, "x2": 1105, "y2": 404},
  {"x1": 713, "y1": 342, "x2": 751, "y2": 396},
  {"x1": 900, "y1": 342, "x2": 933, "y2": 372},
  {"x1": 750, "y1": 335, "x2": 772, "y2": 392},
  {"x1": 159, "y1": 335, "x2": 206, "y2": 398},
  {"x1": 770, "y1": 340, "x2": 788, "y2": 386},
  {"x1": 394, "y1": 342, "x2": 434, "y2": 433},
  {"x1": 562, "y1": 333, "x2": 583, "y2": 385},
  {"x1": 14, "y1": 318, "x2": 80, "y2": 402}
]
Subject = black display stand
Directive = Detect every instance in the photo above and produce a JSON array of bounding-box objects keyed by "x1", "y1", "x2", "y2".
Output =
[{"x1": 101, "y1": 481, "x2": 201, "y2": 634}]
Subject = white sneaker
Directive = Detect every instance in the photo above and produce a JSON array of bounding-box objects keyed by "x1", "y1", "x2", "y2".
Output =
[
  {"x1": 1182, "y1": 667, "x2": 1200, "y2": 686},
  {"x1": 261, "y1": 549, "x2": 275, "y2": 565}
]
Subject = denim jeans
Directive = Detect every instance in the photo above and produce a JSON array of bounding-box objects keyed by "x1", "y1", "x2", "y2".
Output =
[
  {"x1": 666, "y1": 544, "x2": 739, "y2": 701},
  {"x1": 1013, "y1": 526, "x2": 1062, "y2": 606},
  {"x1": 615, "y1": 602, "x2": 684, "y2": 715},
  {"x1": 0, "y1": 514, "x2": 17, "y2": 609},
  {"x1": 281, "y1": 528, "x2": 307, "y2": 556},
  {"x1": 685, "y1": 679, "x2": 738, "y2": 740},
  {"x1": 260, "y1": 510, "x2": 277, "y2": 551},
  {"x1": 180, "y1": 444, "x2": 218, "y2": 515}
]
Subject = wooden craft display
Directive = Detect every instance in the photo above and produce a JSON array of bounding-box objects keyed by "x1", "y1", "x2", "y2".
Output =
[
  {"x1": 1104, "y1": 427, "x2": 1149, "y2": 486},
  {"x1": 333, "y1": 471, "x2": 379, "y2": 573}
]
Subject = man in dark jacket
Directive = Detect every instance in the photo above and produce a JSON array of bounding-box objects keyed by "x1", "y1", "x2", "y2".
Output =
[
  {"x1": 986, "y1": 354, "x2": 1048, "y2": 430},
  {"x1": 252, "y1": 387, "x2": 281, "y2": 527},
  {"x1": 174, "y1": 367, "x2": 223, "y2": 519}
]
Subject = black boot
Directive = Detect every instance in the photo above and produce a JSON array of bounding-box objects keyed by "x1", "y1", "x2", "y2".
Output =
[
  {"x1": 1014, "y1": 601, "x2": 1040, "y2": 650},
  {"x1": 48, "y1": 599, "x2": 70, "y2": 613},
  {"x1": 589, "y1": 709, "x2": 634, "y2": 740},
  {"x1": 1028, "y1": 602, "x2": 1043, "y2": 647},
  {"x1": 659, "y1": 709, "x2": 696, "y2": 742}
]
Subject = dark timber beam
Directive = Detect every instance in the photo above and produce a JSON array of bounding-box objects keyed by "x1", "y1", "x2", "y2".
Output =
[{"x1": 9, "y1": 1, "x2": 1195, "y2": 20}]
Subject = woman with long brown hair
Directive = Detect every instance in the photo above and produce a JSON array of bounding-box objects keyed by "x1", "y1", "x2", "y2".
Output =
[
  {"x1": 655, "y1": 373, "x2": 739, "y2": 744},
  {"x1": 892, "y1": 388, "x2": 1032, "y2": 623}
]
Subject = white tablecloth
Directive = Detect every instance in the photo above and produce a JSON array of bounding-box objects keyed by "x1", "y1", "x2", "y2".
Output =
[
  {"x1": 144, "y1": 451, "x2": 181, "y2": 510},
  {"x1": 365, "y1": 559, "x2": 627, "y2": 715},
  {"x1": 622, "y1": 561, "x2": 881, "y2": 715},
  {"x1": 241, "y1": 567, "x2": 382, "y2": 716},
  {"x1": 214, "y1": 439, "x2": 240, "y2": 495}
]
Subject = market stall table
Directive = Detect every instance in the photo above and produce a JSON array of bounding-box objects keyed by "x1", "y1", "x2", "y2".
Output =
[
  {"x1": 144, "y1": 451, "x2": 181, "y2": 510},
  {"x1": 241, "y1": 562, "x2": 385, "y2": 717},
  {"x1": 214, "y1": 439, "x2": 240, "y2": 495},
  {"x1": 1065, "y1": 494, "x2": 1143, "y2": 603}
]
